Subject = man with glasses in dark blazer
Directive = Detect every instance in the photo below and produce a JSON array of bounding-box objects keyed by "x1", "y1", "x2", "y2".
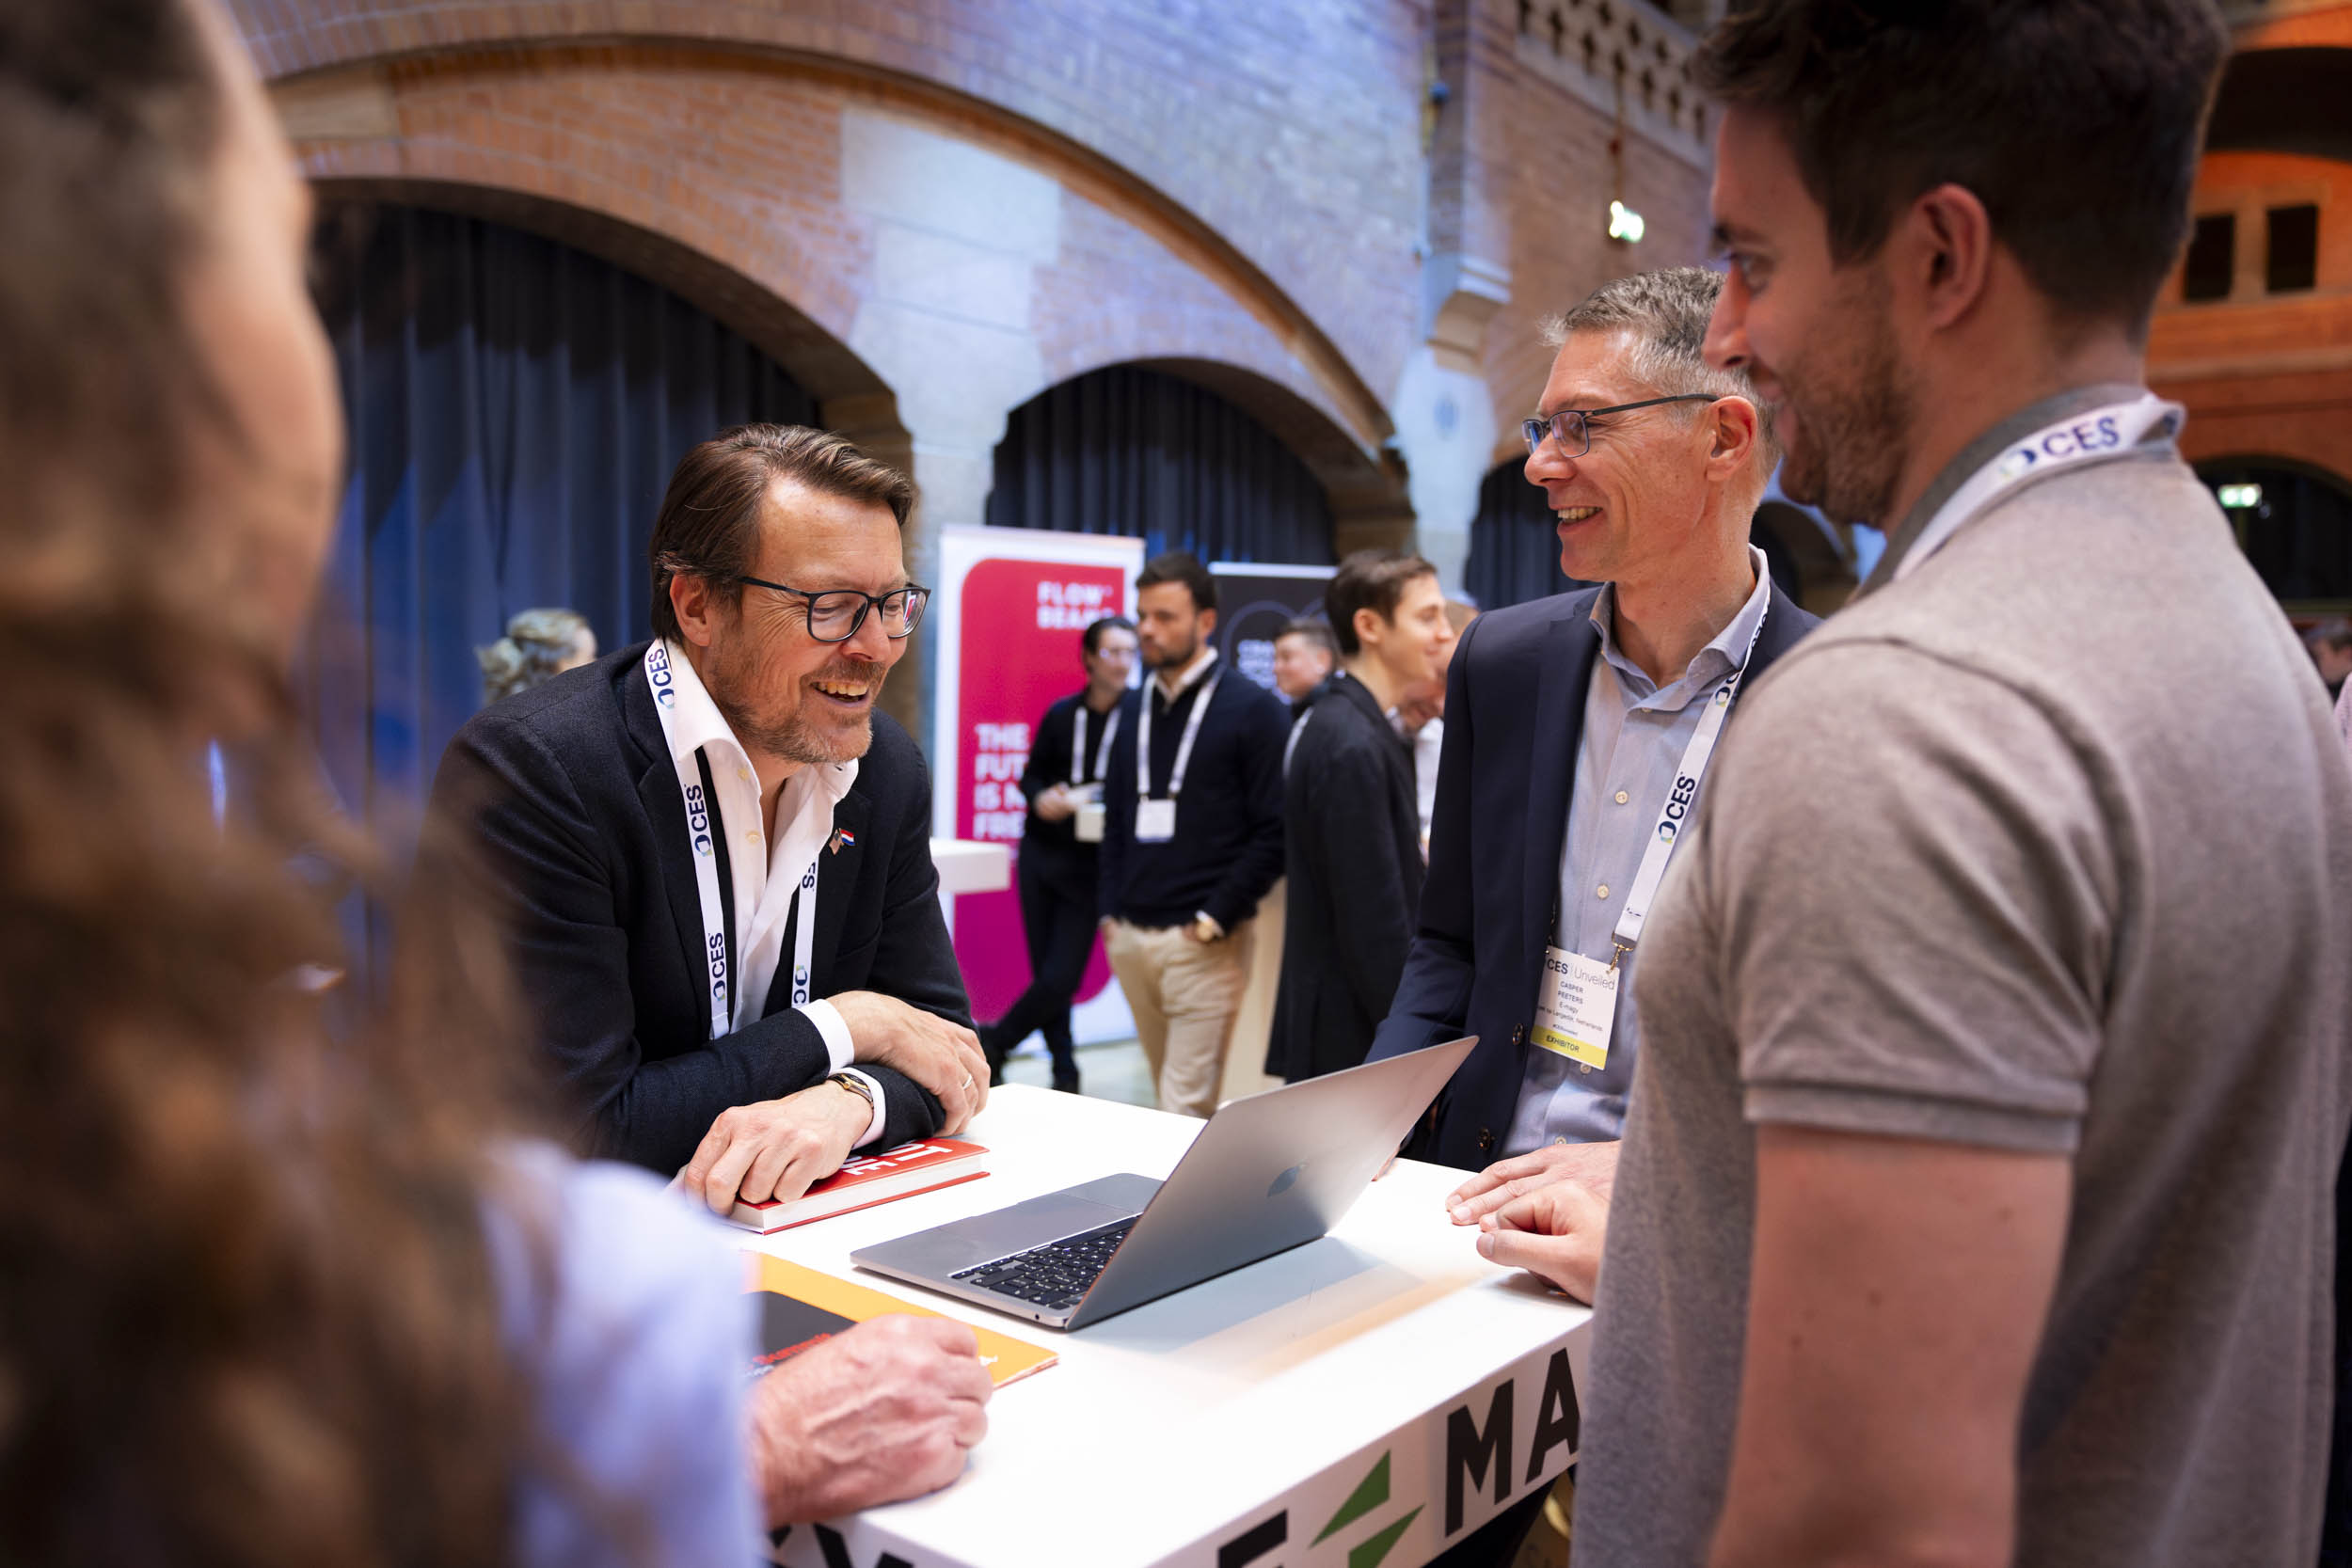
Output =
[
  {"x1": 433, "y1": 425, "x2": 988, "y2": 1219},
  {"x1": 1370, "y1": 270, "x2": 1820, "y2": 1298}
]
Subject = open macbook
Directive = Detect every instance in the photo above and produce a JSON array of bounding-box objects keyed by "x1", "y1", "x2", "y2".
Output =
[{"x1": 851, "y1": 1036, "x2": 1475, "y2": 1330}]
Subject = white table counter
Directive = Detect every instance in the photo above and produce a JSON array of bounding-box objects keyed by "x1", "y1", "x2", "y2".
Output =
[
  {"x1": 928, "y1": 838, "x2": 1011, "y2": 895},
  {"x1": 754, "y1": 1085, "x2": 1592, "y2": 1568}
]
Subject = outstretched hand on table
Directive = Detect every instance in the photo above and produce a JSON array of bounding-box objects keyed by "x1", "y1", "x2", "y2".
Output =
[
  {"x1": 747, "y1": 1314, "x2": 993, "y2": 1525},
  {"x1": 1446, "y1": 1140, "x2": 1619, "y2": 1305}
]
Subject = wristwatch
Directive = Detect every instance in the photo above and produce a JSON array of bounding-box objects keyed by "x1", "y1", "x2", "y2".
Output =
[{"x1": 826, "y1": 1071, "x2": 876, "y2": 1117}]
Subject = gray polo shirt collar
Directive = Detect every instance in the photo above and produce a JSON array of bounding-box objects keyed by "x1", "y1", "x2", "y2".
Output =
[{"x1": 1858, "y1": 381, "x2": 2151, "y2": 598}]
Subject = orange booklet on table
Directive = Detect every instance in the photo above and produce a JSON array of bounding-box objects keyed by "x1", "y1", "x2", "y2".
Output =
[
  {"x1": 723, "y1": 1137, "x2": 989, "y2": 1233},
  {"x1": 744, "y1": 1254, "x2": 1058, "y2": 1388}
]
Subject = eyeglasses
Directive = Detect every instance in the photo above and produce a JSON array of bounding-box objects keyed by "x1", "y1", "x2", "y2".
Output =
[
  {"x1": 1521, "y1": 393, "x2": 1719, "y2": 458},
  {"x1": 735, "y1": 576, "x2": 931, "y2": 641}
]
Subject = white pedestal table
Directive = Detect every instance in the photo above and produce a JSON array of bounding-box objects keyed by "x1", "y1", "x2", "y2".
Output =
[{"x1": 752, "y1": 1085, "x2": 1593, "y2": 1568}]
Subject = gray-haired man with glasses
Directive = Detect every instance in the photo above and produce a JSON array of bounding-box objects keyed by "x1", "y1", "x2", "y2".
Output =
[
  {"x1": 434, "y1": 423, "x2": 991, "y2": 1226},
  {"x1": 1370, "y1": 266, "x2": 1819, "y2": 1306}
]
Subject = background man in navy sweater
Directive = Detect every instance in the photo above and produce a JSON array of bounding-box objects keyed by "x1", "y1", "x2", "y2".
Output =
[{"x1": 1098, "y1": 552, "x2": 1289, "y2": 1117}]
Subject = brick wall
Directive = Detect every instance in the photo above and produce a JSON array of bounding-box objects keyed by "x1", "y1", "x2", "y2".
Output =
[
  {"x1": 2152, "y1": 149, "x2": 2352, "y2": 486},
  {"x1": 237, "y1": 0, "x2": 1732, "y2": 738},
  {"x1": 230, "y1": 0, "x2": 1436, "y2": 420}
]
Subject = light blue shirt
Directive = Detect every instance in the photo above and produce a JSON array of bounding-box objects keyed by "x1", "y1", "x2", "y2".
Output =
[
  {"x1": 1504, "y1": 548, "x2": 1772, "y2": 1154},
  {"x1": 485, "y1": 1142, "x2": 762, "y2": 1568}
]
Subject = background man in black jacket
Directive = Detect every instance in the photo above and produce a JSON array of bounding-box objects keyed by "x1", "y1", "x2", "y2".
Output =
[
  {"x1": 434, "y1": 425, "x2": 987, "y2": 1214},
  {"x1": 1099, "y1": 552, "x2": 1289, "y2": 1117},
  {"x1": 1367, "y1": 269, "x2": 1818, "y2": 1296},
  {"x1": 1268, "y1": 549, "x2": 1455, "y2": 1082},
  {"x1": 978, "y1": 613, "x2": 1136, "y2": 1092}
]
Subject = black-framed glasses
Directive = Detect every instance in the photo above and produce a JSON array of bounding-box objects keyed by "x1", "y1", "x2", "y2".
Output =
[
  {"x1": 1521, "y1": 393, "x2": 1718, "y2": 458},
  {"x1": 735, "y1": 576, "x2": 931, "y2": 641}
]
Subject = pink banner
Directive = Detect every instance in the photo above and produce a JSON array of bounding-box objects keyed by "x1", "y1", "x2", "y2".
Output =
[{"x1": 953, "y1": 557, "x2": 1127, "y2": 1021}]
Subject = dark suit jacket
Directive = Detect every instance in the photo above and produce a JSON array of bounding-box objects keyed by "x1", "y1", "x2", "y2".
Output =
[
  {"x1": 1098, "y1": 665, "x2": 1290, "y2": 931},
  {"x1": 1367, "y1": 582, "x2": 1819, "y2": 1170},
  {"x1": 1016, "y1": 689, "x2": 1109, "y2": 903},
  {"x1": 1268, "y1": 671, "x2": 1424, "y2": 1081},
  {"x1": 430, "y1": 641, "x2": 970, "y2": 1175}
]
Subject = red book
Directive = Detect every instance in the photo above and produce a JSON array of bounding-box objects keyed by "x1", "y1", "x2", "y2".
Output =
[{"x1": 724, "y1": 1138, "x2": 989, "y2": 1234}]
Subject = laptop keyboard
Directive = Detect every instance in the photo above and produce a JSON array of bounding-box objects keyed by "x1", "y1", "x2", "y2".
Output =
[{"x1": 950, "y1": 1216, "x2": 1138, "y2": 1312}]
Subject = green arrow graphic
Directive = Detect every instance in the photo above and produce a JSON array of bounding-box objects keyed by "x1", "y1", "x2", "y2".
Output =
[
  {"x1": 1312, "y1": 1452, "x2": 1391, "y2": 1545},
  {"x1": 1347, "y1": 1506, "x2": 1424, "y2": 1568}
]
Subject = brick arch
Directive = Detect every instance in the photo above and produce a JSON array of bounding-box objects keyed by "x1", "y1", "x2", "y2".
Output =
[
  {"x1": 237, "y1": 7, "x2": 1416, "y2": 447},
  {"x1": 310, "y1": 175, "x2": 905, "y2": 444}
]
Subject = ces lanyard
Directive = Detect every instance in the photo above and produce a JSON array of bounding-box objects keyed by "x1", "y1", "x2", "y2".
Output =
[
  {"x1": 1893, "y1": 395, "x2": 2185, "y2": 584},
  {"x1": 643, "y1": 641, "x2": 822, "y2": 1039},
  {"x1": 1136, "y1": 666, "x2": 1224, "y2": 803},
  {"x1": 1071, "y1": 704, "x2": 1119, "y2": 786},
  {"x1": 1607, "y1": 595, "x2": 1772, "y2": 959}
]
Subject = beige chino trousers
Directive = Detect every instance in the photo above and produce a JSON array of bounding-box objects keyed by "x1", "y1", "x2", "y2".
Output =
[{"x1": 1102, "y1": 916, "x2": 1254, "y2": 1118}]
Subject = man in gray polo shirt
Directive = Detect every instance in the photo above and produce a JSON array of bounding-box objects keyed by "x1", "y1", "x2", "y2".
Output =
[{"x1": 1533, "y1": 4, "x2": 2352, "y2": 1566}]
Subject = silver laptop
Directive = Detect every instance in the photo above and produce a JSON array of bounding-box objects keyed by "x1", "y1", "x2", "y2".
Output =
[{"x1": 850, "y1": 1037, "x2": 1475, "y2": 1330}]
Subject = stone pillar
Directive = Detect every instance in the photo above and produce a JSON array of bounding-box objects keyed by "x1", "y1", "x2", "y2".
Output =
[
  {"x1": 1391, "y1": 344, "x2": 1501, "y2": 594},
  {"x1": 1406, "y1": 0, "x2": 1513, "y2": 594},
  {"x1": 838, "y1": 108, "x2": 1060, "y2": 762}
]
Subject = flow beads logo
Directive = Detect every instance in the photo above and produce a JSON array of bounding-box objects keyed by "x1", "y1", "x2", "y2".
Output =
[
  {"x1": 685, "y1": 782, "x2": 713, "y2": 857},
  {"x1": 1997, "y1": 446, "x2": 2039, "y2": 483}
]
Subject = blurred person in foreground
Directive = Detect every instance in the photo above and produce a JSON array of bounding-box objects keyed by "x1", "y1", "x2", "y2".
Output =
[
  {"x1": 1367, "y1": 268, "x2": 1814, "y2": 1300},
  {"x1": 1270, "y1": 616, "x2": 1337, "y2": 707},
  {"x1": 1555, "y1": 5, "x2": 2352, "y2": 1565},
  {"x1": 433, "y1": 424, "x2": 989, "y2": 1216},
  {"x1": 479, "y1": 606, "x2": 598, "y2": 705},
  {"x1": 0, "y1": 4, "x2": 986, "y2": 1560},
  {"x1": 978, "y1": 613, "x2": 1138, "y2": 1092},
  {"x1": 1267, "y1": 550, "x2": 1454, "y2": 1082},
  {"x1": 1097, "y1": 551, "x2": 1290, "y2": 1117}
]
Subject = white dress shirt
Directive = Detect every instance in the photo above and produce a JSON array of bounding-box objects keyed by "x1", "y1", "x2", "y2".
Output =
[{"x1": 657, "y1": 640, "x2": 884, "y2": 1147}]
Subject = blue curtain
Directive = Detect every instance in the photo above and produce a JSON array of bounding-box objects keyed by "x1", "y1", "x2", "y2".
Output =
[
  {"x1": 1465, "y1": 459, "x2": 1589, "y2": 609},
  {"x1": 986, "y1": 364, "x2": 1334, "y2": 564},
  {"x1": 305, "y1": 203, "x2": 815, "y2": 839}
]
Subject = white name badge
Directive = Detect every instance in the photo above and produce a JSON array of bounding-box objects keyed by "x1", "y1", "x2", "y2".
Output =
[
  {"x1": 1135, "y1": 798, "x2": 1178, "y2": 843},
  {"x1": 1530, "y1": 944, "x2": 1618, "y2": 1072}
]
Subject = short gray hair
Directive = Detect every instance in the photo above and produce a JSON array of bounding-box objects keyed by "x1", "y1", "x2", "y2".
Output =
[{"x1": 1540, "y1": 267, "x2": 1779, "y2": 467}]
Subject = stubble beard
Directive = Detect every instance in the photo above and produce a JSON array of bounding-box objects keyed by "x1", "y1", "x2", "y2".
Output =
[
  {"x1": 1147, "y1": 630, "x2": 1200, "y2": 673},
  {"x1": 710, "y1": 642, "x2": 883, "y2": 768},
  {"x1": 1773, "y1": 277, "x2": 1916, "y2": 531}
]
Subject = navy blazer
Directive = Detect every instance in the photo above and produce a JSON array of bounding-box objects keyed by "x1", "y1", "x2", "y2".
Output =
[
  {"x1": 1367, "y1": 581, "x2": 1819, "y2": 1170},
  {"x1": 430, "y1": 642, "x2": 970, "y2": 1175}
]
